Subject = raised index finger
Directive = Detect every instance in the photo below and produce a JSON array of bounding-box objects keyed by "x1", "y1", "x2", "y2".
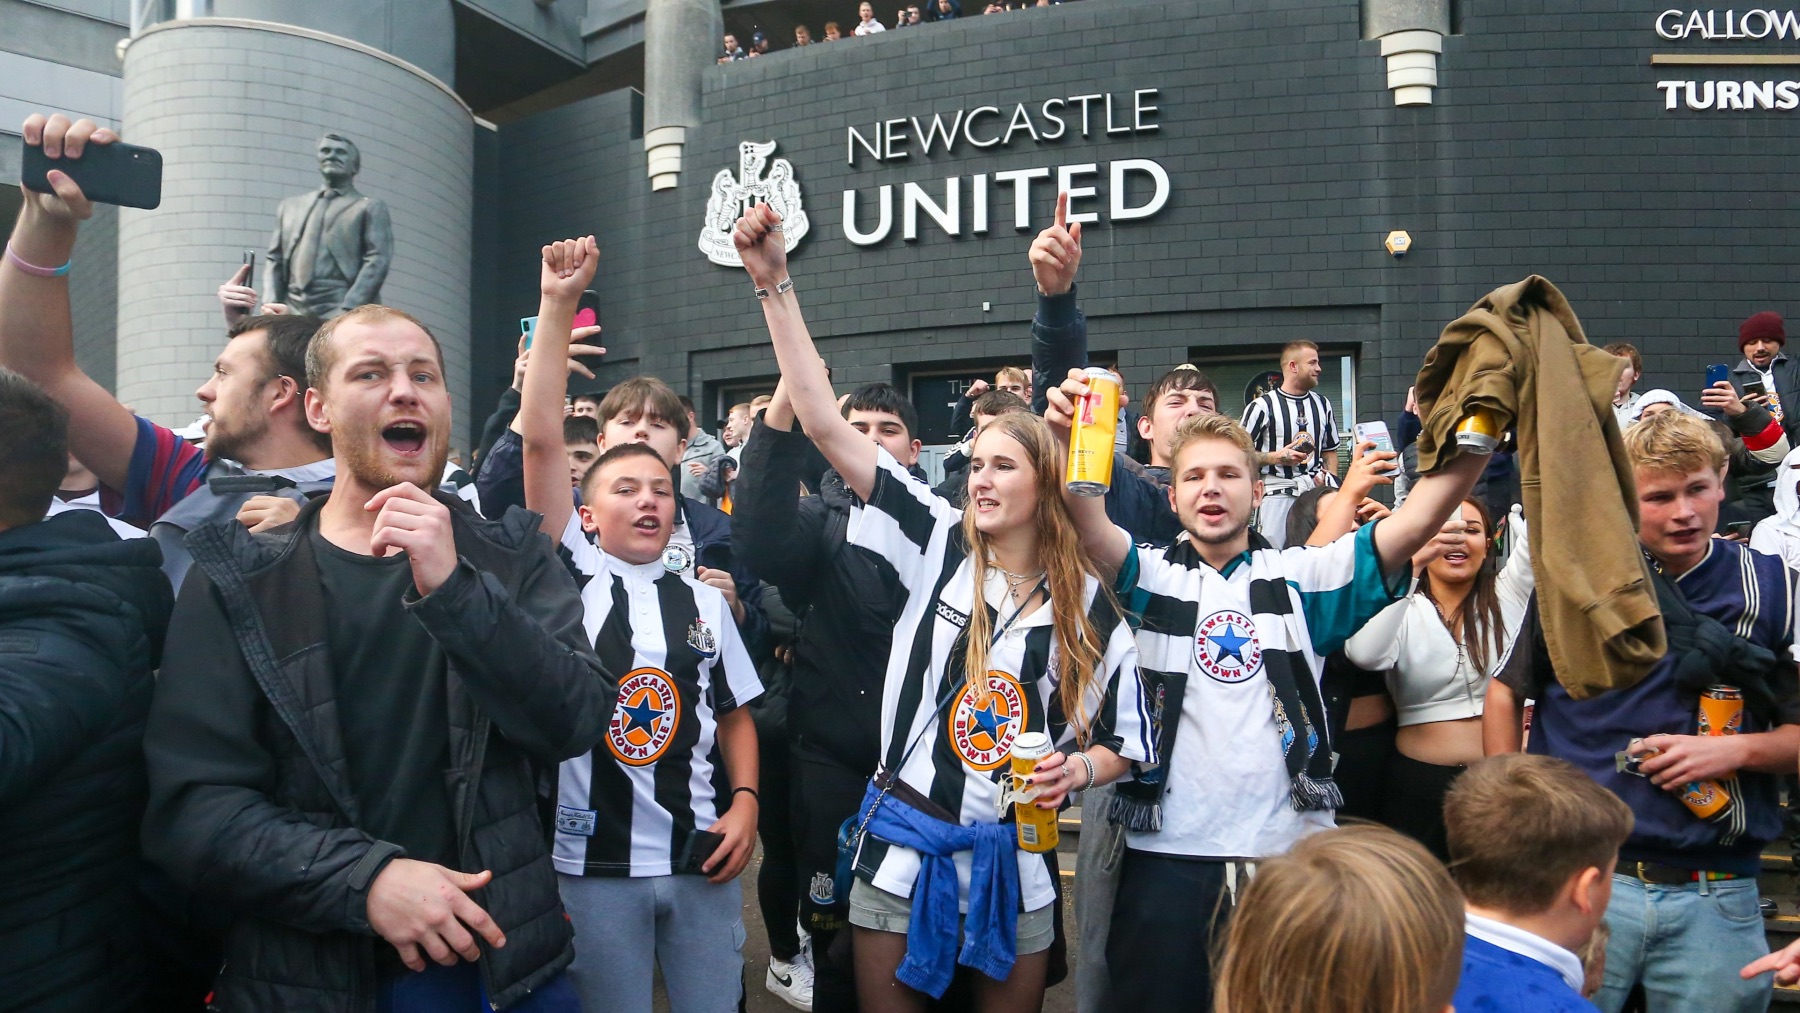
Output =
[{"x1": 1054, "y1": 190, "x2": 1068, "y2": 230}]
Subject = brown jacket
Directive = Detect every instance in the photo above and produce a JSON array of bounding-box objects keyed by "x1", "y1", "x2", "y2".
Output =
[{"x1": 1414, "y1": 275, "x2": 1665, "y2": 699}]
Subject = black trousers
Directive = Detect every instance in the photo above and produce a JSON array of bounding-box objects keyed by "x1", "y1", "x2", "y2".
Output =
[
  {"x1": 1380, "y1": 750, "x2": 1466, "y2": 862},
  {"x1": 1104, "y1": 850, "x2": 1238, "y2": 1013},
  {"x1": 756, "y1": 728, "x2": 801, "y2": 961},
  {"x1": 792, "y1": 752, "x2": 873, "y2": 1013},
  {"x1": 1334, "y1": 717, "x2": 1397, "y2": 824}
]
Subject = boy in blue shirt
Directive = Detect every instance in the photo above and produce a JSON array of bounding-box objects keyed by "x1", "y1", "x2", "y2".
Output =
[{"x1": 1446, "y1": 754, "x2": 1632, "y2": 1013}]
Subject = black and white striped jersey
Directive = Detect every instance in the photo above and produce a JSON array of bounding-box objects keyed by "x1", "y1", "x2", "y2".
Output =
[
  {"x1": 1239, "y1": 388, "x2": 1341, "y2": 484},
  {"x1": 848, "y1": 450, "x2": 1154, "y2": 914},
  {"x1": 552, "y1": 515, "x2": 763, "y2": 877}
]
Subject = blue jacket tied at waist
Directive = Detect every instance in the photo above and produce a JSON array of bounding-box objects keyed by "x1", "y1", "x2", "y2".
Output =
[{"x1": 857, "y1": 779, "x2": 1021, "y2": 998}]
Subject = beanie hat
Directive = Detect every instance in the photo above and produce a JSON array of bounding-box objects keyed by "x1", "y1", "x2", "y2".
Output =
[{"x1": 1740, "y1": 311, "x2": 1786, "y2": 350}]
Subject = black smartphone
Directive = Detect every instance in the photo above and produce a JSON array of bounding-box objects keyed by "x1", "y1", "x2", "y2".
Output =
[
  {"x1": 1743, "y1": 378, "x2": 1768, "y2": 399},
  {"x1": 575, "y1": 289, "x2": 600, "y2": 330},
  {"x1": 241, "y1": 249, "x2": 256, "y2": 274},
  {"x1": 21, "y1": 137, "x2": 163, "y2": 210},
  {"x1": 675, "y1": 829, "x2": 726, "y2": 875},
  {"x1": 1726, "y1": 520, "x2": 1755, "y2": 538}
]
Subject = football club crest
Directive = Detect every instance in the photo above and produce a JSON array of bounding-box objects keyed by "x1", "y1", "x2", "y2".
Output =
[
  {"x1": 607, "y1": 667, "x2": 682, "y2": 766},
  {"x1": 948, "y1": 671, "x2": 1028, "y2": 770},
  {"x1": 688, "y1": 617, "x2": 718, "y2": 659},
  {"x1": 662, "y1": 543, "x2": 694, "y2": 574},
  {"x1": 1195, "y1": 610, "x2": 1263, "y2": 684},
  {"x1": 808, "y1": 871, "x2": 836, "y2": 905},
  {"x1": 699, "y1": 140, "x2": 810, "y2": 267}
]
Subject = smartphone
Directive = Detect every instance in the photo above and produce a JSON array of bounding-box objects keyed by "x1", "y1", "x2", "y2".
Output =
[
  {"x1": 1726, "y1": 520, "x2": 1755, "y2": 538},
  {"x1": 574, "y1": 289, "x2": 600, "y2": 330},
  {"x1": 675, "y1": 828, "x2": 726, "y2": 875},
  {"x1": 520, "y1": 315, "x2": 538, "y2": 351},
  {"x1": 21, "y1": 136, "x2": 163, "y2": 210},
  {"x1": 1706, "y1": 364, "x2": 1732, "y2": 389},
  {"x1": 241, "y1": 249, "x2": 256, "y2": 274},
  {"x1": 1743, "y1": 378, "x2": 1768, "y2": 399},
  {"x1": 1353, "y1": 421, "x2": 1395, "y2": 455}
]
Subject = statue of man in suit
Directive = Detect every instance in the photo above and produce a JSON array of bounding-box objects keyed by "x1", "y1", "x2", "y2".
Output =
[{"x1": 263, "y1": 133, "x2": 392, "y2": 319}]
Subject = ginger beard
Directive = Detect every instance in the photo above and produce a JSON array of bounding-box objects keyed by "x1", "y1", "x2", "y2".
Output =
[{"x1": 309, "y1": 318, "x2": 452, "y2": 492}]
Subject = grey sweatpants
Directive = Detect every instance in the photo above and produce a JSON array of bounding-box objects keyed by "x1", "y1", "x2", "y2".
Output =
[
  {"x1": 560, "y1": 872, "x2": 746, "y2": 1013},
  {"x1": 1073, "y1": 785, "x2": 1126, "y2": 1013}
]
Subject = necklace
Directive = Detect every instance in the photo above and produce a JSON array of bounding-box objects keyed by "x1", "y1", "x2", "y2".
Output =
[
  {"x1": 992, "y1": 561, "x2": 1046, "y2": 600},
  {"x1": 1426, "y1": 593, "x2": 1480, "y2": 707}
]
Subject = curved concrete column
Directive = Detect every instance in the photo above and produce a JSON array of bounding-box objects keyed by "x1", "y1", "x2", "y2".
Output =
[
  {"x1": 643, "y1": 0, "x2": 721, "y2": 191},
  {"x1": 117, "y1": 18, "x2": 474, "y2": 435}
]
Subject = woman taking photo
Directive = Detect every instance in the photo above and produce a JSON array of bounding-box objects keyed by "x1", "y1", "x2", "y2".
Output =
[
  {"x1": 1344, "y1": 499, "x2": 1533, "y2": 858},
  {"x1": 731, "y1": 204, "x2": 1152, "y2": 1013}
]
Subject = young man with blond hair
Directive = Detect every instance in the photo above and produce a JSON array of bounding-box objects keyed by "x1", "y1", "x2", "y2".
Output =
[
  {"x1": 1240, "y1": 339, "x2": 1340, "y2": 548},
  {"x1": 1045, "y1": 378, "x2": 1491, "y2": 1011},
  {"x1": 1447, "y1": 754, "x2": 1634, "y2": 1012},
  {"x1": 1521, "y1": 410, "x2": 1800, "y2": 1013}
]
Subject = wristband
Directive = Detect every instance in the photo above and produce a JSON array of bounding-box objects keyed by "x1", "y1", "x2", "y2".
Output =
[
  {"x1": 4, "y1": 242, "x2": 72, "y2": 278},
  {"x1": 754, "y1": 277, "x2": 794, "y2": 300},
  {"x1": 732, "y1": 785, "x2": 760, "y2": 801}
]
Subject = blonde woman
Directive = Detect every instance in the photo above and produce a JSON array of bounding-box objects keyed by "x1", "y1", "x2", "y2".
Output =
[
  {"x1": 1214, "y1": 824, "x2": 1464, "y2": 1013},
  {"x1": 731, "y1": 203, "x2": 1152, "y2": 1012}
]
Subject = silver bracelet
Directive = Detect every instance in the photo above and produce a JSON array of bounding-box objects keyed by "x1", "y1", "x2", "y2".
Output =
[
  {"x1": 754, "y1": 277, "x2": 794, "y2": 300},
  {"x1": 1072, "y1": 751, "x2": 1097, "y2": 792}
]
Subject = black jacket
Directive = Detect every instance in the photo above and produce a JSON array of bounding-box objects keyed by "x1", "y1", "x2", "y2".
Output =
[
  {"x1": 0, "y1": 512, "x2": 172, "y2": 1012},
  {"x1": 1733, "y1": 353, "x2": 1800, "y2": 443},
  {"x1": 142, "y1": 495, "x2": 613, "y2": 1012},
  {"x1": 733, "y1": 420, "x2": 910, "y2": 773}
]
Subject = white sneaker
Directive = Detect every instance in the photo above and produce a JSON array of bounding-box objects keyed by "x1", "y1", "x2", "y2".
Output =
[{"x1": 767, "y1": 950, "x2": 815, "y2": 1011}]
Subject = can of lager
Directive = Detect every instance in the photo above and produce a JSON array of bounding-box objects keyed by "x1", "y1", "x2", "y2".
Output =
[
  {"x1": 1066, "y1": 368, "x2": 1120, "y2": 497},
  {"x1": 1698, "y1": 686, "x2": 1744, "y2": 737},
  {"x1": 1454, "y1": 407, "x2": 1503, "y2": 454},
  {"x1": 1616, "y1": 739, "x2": 1738, "y2": 826},
  {"x1": 1009, "y1": 731, "x2": 1060, "y2": 853}
]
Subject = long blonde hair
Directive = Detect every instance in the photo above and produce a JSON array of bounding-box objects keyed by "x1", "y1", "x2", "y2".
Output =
[
  {"x1": 958, "y1": 412, "x2": 1110, "y2": 744},
  {"x1": 1214, "y1": 825, "x2": 1464, "y2": 1013}
]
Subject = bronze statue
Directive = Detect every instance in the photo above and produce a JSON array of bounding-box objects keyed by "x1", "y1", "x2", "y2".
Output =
[{"x1": 263, "y1": 133, "x2": 392, "y2": 319}]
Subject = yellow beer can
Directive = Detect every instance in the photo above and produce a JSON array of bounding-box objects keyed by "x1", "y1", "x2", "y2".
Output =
[
  {"x1": 1067, "y1": 368, "x2": 1120, "y2": 497},
  {"x1": 1009, "y1": 731, "x2": 1060, "y2": 853}
]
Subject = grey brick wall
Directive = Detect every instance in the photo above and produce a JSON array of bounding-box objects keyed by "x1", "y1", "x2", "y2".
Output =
[
  {"x1": 482, "y1": 0, "x2": 1800, "y2": 437},
  {"x1": 117, "y1": 20, "x2": 475, "y2": 439}
]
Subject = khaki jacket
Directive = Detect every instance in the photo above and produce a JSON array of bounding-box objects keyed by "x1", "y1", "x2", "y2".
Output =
[{"x1": 1414, "y1": 275, "x2": 1665, "y2": 699}]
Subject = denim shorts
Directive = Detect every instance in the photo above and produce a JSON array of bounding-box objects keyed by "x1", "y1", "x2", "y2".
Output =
[{"x1": 847, "y1": 877, "x2": 1055, "y2": 954}]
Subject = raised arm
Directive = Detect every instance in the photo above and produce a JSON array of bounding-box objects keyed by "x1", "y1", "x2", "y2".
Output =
[
  {"x1": 1373, "y1": 448, "x2": 1491, "y2": 575},
  {"x1": 1308, "y1": 440, "x2": 1397, "y2": 545},
  {"x1": 519, "y1": 237, "x2": 600, "y2": 539},
  {"x1": 733, "y1": 205, "x2": 877, "y2": 501},
  {"x1": 1, "y1": 115, "x2": 140, "y2": 490},
  {"x1": 1028, "y1": 191, "x2": 1085, "y2": 414}
]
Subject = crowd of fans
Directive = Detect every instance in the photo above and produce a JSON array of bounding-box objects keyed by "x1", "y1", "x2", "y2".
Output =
[
  {"x1": 719, "y1": 0, "x2": 1066, "y2": 61},
  {"x1": 10, "y1": 107, "x2": 1800, "y2": 1013}
]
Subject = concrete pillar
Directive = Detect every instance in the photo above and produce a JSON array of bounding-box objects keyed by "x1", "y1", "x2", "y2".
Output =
[
  {"x1": 643, "y1": 0, "x2": 720, "y2": 191},
  {"x1": 117, "y1": 19, "x2": 475, "y2": 439},
  {"x1": 1363, "y1": 0, "x2": 1449, "y2": 107}
]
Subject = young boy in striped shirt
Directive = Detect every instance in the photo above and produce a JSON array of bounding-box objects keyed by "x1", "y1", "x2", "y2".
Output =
[
  {"x1": 1046, "y1": 374, "x2": 1491, "y2": 1012},
  {"x1": 521, "y1": 237, "x2": 763, "y2": 1013}
]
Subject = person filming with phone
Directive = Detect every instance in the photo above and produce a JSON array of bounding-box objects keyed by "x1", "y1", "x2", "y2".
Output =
[{"x1": 1730, "y1": 311, "x2": 1800, "y2": 442}]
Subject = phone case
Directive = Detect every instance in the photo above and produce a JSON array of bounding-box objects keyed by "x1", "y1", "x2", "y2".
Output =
[
  {"x1": 21, "y1": 138, "x2": 163, "y2": 210},
  {"x1": 676, "y1": 829, "x2": 726, "y2": 874}
]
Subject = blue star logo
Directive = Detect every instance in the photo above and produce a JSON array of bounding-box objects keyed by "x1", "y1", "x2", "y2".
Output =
[
  {"x1": 970, "y1": 698, "x2": 1012, "y2": 745},
  {"x1": 1211, "y1": 624, "x2": 1251, "y2": 666},
  {"x1": 620, "y1": 693, "x2": 666, "y2": 736}
]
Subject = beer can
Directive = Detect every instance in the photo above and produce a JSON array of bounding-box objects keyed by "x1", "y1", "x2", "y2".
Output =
[
  {"x1": 1009, "y1": 731, "x2": 1060, "y2": 853},
  {"x1": 1453, "y1": 407, "x2": 1502, "y2": 454},
  {"x1": 1066, "y1": 368, "x2": 1120, "y2": 497},
  {"x1": 1698, "y1": 686, "x2": 1744, "y2": 737},
  {"x1": 1616, "y1": 740, "x2": 1738, "y2": 826}
]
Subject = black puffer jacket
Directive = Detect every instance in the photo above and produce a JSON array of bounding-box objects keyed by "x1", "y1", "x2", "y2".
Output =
[
  {"x1": 733, "y1": 420, "x2": 910, "y2": 773},
  {"x1": 0, "y1": 510, "x2": 172, "y2": 1012},
  {"x1": 142, "y1": 495, "x2": 613, "y2": 1012}
]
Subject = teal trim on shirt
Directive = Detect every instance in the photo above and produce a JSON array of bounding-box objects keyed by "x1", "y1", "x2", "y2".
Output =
[
  {"x1": 1115, "y1": 543, "x2": 1149, "y2": 630},
  {"x1": 1293, "y1": 520, "x2": 1408, "y2": 657}
]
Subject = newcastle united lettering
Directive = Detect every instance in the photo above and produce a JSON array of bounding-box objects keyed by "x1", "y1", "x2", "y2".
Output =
[{"x1": 841, "y1": 88, "x2": 1172, "y2": 245}]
